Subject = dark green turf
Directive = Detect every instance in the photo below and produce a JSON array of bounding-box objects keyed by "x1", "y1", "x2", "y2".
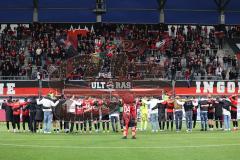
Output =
[{"x1": 0, "y1": 122, "x2": 239, "y2": 160}]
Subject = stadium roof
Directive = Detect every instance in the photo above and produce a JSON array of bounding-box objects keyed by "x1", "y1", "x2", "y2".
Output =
[{"x1": 0, "y1": 0, "x2": 239, "y2": 24}]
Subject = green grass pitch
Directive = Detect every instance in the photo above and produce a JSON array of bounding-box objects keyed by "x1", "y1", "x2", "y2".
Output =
[{"x1": 0, "y1": 122, "x2": 239, "y2": 160}]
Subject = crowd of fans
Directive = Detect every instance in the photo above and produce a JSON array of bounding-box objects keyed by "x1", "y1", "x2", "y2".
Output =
[{"x1": 0, "y1": 23, "x2": 239, "y2": 80}]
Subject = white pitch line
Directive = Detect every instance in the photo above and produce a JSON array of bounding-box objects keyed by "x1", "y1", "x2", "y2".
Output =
[{"x1": 0, "y1": 143, "x2": 240, "y2": 149}]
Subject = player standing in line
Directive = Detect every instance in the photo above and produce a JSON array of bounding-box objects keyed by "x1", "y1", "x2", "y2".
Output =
[
  {"x1": 21, "y1": 98, "x2": 30, "y2": 132},
  {"x1": 183, "y1": 97, "x2": 196, "y2": 132},
  {"x1": 174, "y1": 96, "x2": 185, "y2": 132},
  {"x1": 192, "y1": 97, "x2": 198, "y2": 128},
  {"x1": 222, "y1": 96, "x2": 232, "y2": 131},
  {"x1": 198, "y1": 96, "x2": 211, "y2": 131},
  {"x1": 229, "y1": 95, "x2": 238, "y2": 131},
  {"x1": 122, "y1": 93, "x2": 137, "y2": 139},
  {"x1": 92, "y1": 98, "x2": 101, "y2": 132},
  {"x1": 101, "y1": 98, "x2": 110, "y2": 133},
  {"x1": 8, "y1": 99, "x2": 22, "y2": 132},
  {"x1": 75, "y1": 98, "x2": 84, "y2": 133},
  {"x1": 139, "y1": 100, "x2": 148, "y2": 131},
  {"x1": 207, "y1": 97, "x2": 215, "y2": 131},
  {"x1": 118, "y1": 99, "x2": 124, "y2": 131},
  {"x1": 152, "y1": 98, "x2": 166, "y2": 131},
  {"x1": 166, "y1": 97, "x2": 174, "y2": 131},
  {"x1": 214, "y1": 97, "x2": 223, "y2": 130},
  {"x1": 2, "y1": 97, "x2": 13, "y2": 132},
  {"x1": 83, "y1": 97, "x2": 93, "y2": 133}
]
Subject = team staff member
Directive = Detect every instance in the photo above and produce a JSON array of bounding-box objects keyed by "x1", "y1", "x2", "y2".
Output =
[
  {"x1": 198, "y1": 96, "x2": 212, "y2": 131},
  {"x1": 222, "y1": 96, "x2": 232, "y2": 131},
  {"x1": 229, "y1": 95, "x2": 238, "y2": 130},
  {"x1": 214, "y1": 97, "x2": 223, "y2": 130},
  {"x1": 174, "y1": 96, "x2": 185, "y2": 132},
  {"x1": 152, "y1": 98, "x2": 166, "y2": 131},
  {"x1": 183, "y1": 97, "x2": 195, "y2": 132},
  {"x1": 37, "y1": 95, "x2": 59, "y2": 134},
  {"x1": 23, "y1": 97, "x2": 38, "y2": 133}
]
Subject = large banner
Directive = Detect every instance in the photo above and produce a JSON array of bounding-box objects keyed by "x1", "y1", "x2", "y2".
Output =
[{"x1": 0, "y1": 80, "x2": 240, "y2": 96}]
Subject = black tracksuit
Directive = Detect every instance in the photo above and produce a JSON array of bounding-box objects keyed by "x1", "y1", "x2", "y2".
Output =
[{"x1": 24, "y1": 99, "x2": 38, "y2": 132}]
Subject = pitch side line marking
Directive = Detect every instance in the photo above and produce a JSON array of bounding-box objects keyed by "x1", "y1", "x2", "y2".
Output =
[{"x1": 0, "y1": 143, "x2": 240, "y2": 149}]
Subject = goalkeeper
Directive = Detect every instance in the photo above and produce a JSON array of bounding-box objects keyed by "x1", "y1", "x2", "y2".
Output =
[{"x1": 140, "y1": 100, "x2": 148, "y2": 131}]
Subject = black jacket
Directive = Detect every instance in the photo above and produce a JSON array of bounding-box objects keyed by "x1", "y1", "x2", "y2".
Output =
[{"x1": 184, "y1": 100, "x2": 194, "y2": 112}]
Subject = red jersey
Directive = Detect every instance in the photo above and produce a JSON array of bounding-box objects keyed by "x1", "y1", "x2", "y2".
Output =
[
  {"x1": 75, "y1": 99, "x2": 83, "y2": 115},
  {"x1": 229, "y1": 96, "x2": 238, "y2": 112},
  {"x1": 101, "y1": 103, "x2": 109, "y2": 115},
  {"x1": 92, "y1": 100, "x2": 100, "y2": 115},
  {"x1": 82, "y1": 99, "x2": 92, "y2": 114},
  {"x1": 166, "y1": 102, "x2": 174, "y2": 113},
  {"x1": 21, "y1": 102, "x2": 29, "y2": 116},
  {"x1": 123, "y1": 104, "x2": 136, "y2": 119},
  {"x1": 75, "y1": 107, "x2": 84, "y2": 115},
  {"x1": 9, "y1": 102, "x2": 22, "y2": 115}
]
